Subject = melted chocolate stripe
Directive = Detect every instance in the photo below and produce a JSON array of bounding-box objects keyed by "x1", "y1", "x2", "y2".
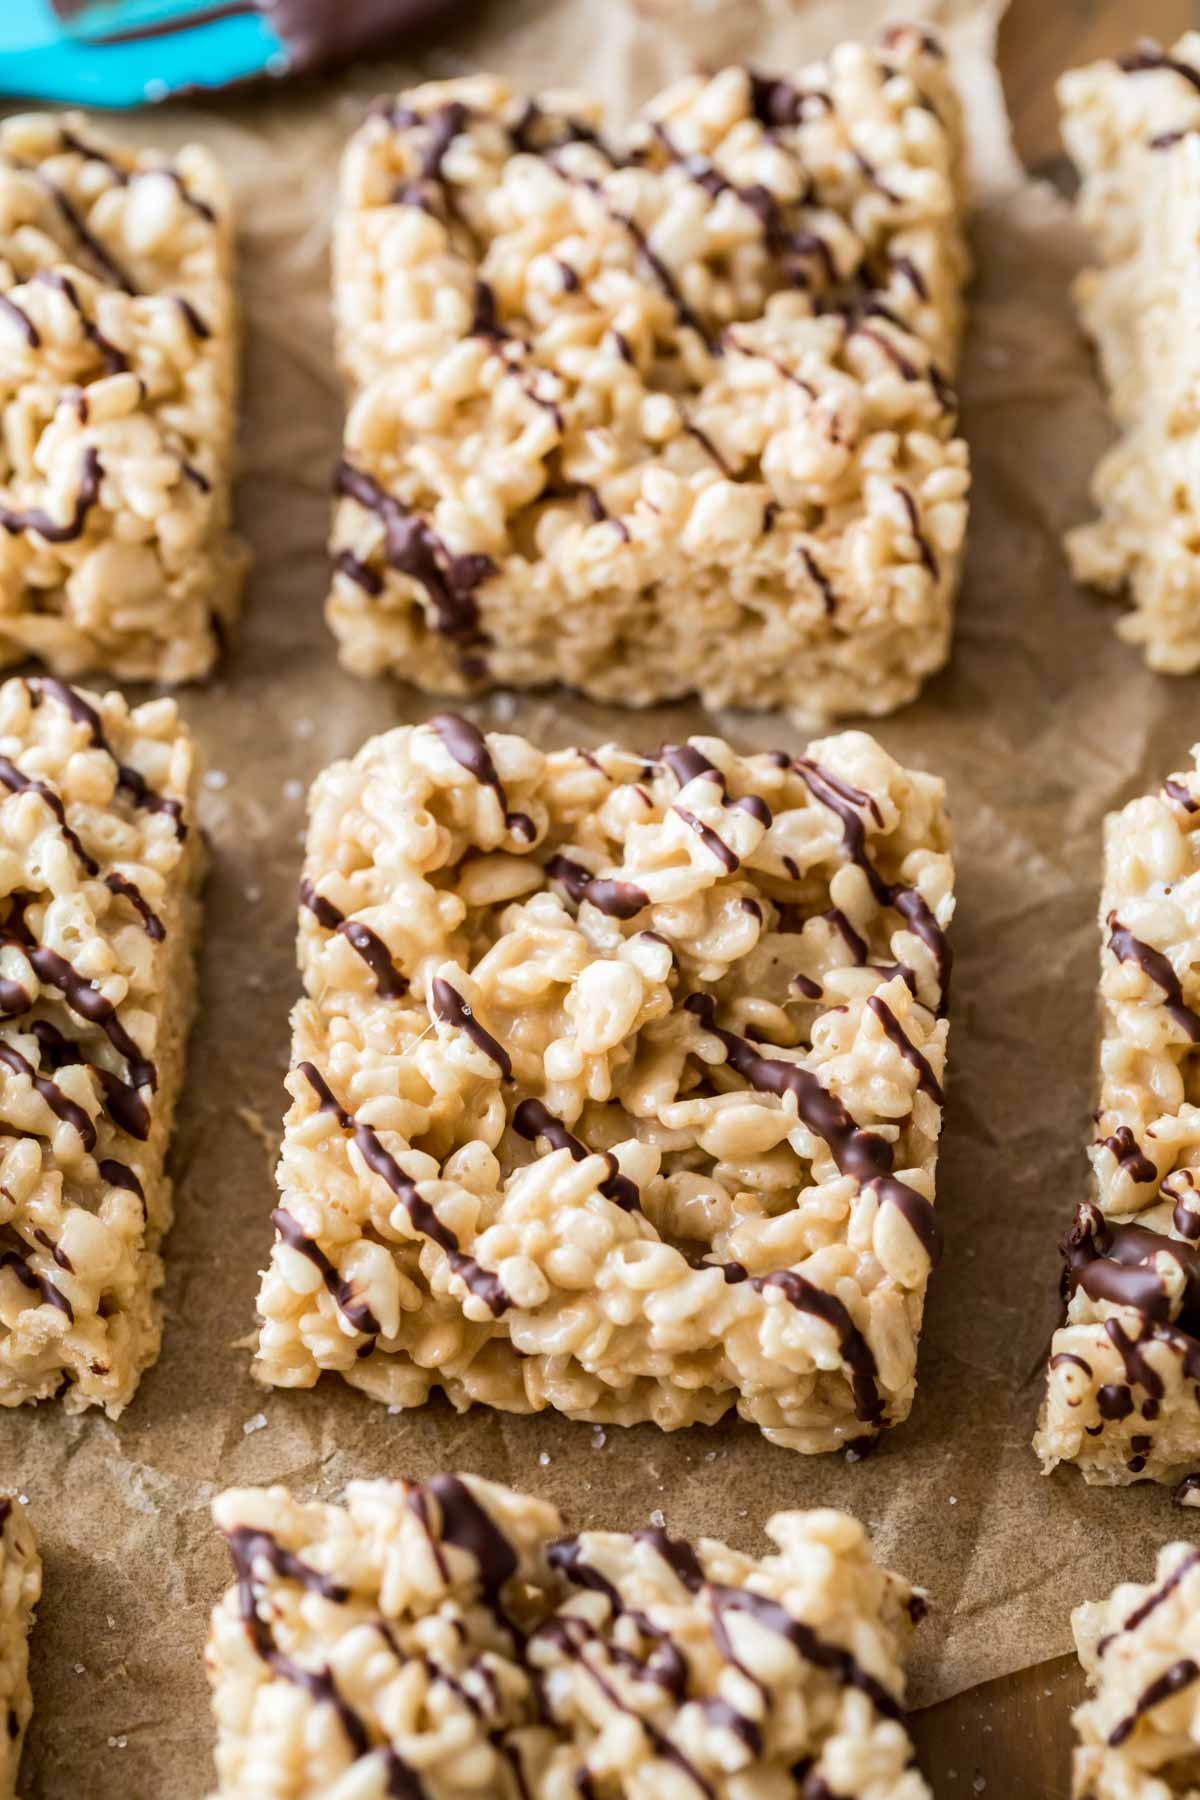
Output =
[
  {"x1": 431, "y1": 978, "x2": 512, "y2": 1079},
  {"x1": 544, "y1": 855, "x2": 649, "y2": 919},
  {"x1": 35, "y1": 271, "x2": 127, "y2": 375},
  {"x1": 272, "y1": 1206, "x2": 381, "y2": 1337},
  {"x1": 335, "y1": 463, "x2": 491, "y2": 638},
  {"x1": 429, "y1": 713, "x2": 534, "y2": 840},
  {"x1": 0, "y1": 1040, "x2": 95, "y2": 1149},
  {"x1": 1101, "y1": 1547, "x2": 1200, "y2": 1654},
  {"x1": 0, "y1": 1243, "x2": 72, "y2": 1320},
  {"x1": 513, "y1": 1098, "x2": 641, "y2": 1211},
  {"x1": 635, "y1": 1526, "x2": 905, "y2": 1723},
  {"x1": 0, "y1": 755, "x2": 98, "y2": 875},
  {"x1": 34, "y1": 679, "x2": 188, "y2": 840},
  {"x1": 0, "y1": 294, "x2": 39, "y2": 348},
  {"x1": 298, "y1": 1063, "x2": 510, "y2": 1315},
  {"x1": 224, "y1": 1525, "x2": 428, "y2": 1796},
  {"x1": 866, "y1": 996, "x2": 943, "y2": 1103},
  {"x1": 793, "y1": 757, "x2": 951, "y2": 1007},
  {"x1": 1108, "y1": 915, "x2": 1200, "y2": 1040},
  {"x1": 1108, "y1": 1657, "x2": 1199, "y2": 1748},
  {"x1": 752, "y1": 1269, "x2": 882, "y2": 1425},
  {"x1": 299, "y1": 881, "x2": 407, "y2": 999},
  {"x1": 685, "y1": 993, "x2": 942, "y2": 1266},
  {"x1": 0, "y1": 446, "x2": 102, "y2": 544},
  {"x1": 1118, "y1": 46, "x2": 1200, "y2": 93},
  {"x1": 674, "y1": 808, "x2": 739, "y2": 872},
  {"x1": 1097, "y1": 1125, "x2": 1155, "y2": 1186}
]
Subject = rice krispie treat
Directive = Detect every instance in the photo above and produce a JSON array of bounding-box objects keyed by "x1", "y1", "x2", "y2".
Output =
[
  {"x1": 0, "y1": 674, "x2": 203, "y2": 1415},
  {"x1": 1071, "y1": 1542, "x2": 1200, "y2": 1799},
  {"x1": 1060, "y1": 36, "x2": 1200, "y2": 672},
  {"x1": 206, "y1": 1472, "x2": 930, "y2": 1798},
  {"x1": 0, "y1": 1498, "x2": 39, "y2": 1800},
  {"x1": 326, "y1": 28, "x2": 970, "y2": 721},
  {"x1": 1037, "y1": 749, "x2": 1200, "y2": 1488},
  {"x1": 255, "y1": 715, "x2": 955, "y2": 1454},
  {"x1": 0, "y1": 112, "x2": 247, "y2": 682}
]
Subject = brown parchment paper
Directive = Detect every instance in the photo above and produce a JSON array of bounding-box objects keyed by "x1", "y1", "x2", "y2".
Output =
[{"x1": 7, "y1": 1, "x2": 1199, "y2": 1792}]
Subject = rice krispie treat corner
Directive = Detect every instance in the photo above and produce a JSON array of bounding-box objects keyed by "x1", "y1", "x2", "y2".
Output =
[
  {"x1": 1036, "y1": 747, "x2": 1200, "y2": 1489},
  {"x1": 0, "y1": 675, "x2": 204, "y2": 1416},
  {"x1": 255, "y1": 714, "x2": 955, "y2": 1454},
  {"x1": 0, "y1": 1498, "x2": 38, "y2": 1800},
  {"x1": 205, "y1": 1473, "x2": 930, "y2": 1799},
  {"x1": 1071, "y1": 1543, "x2": 1200, "y2": 1800},
  {"x1": 1061, "y1": 36, "x2": 1200, "y2": 672},
  {"x1": 0, "y1": 112, "x2": 247, "y2": 683},
  {"x1": 326, "y1": 28, "x2": 970, "y2": 722}
]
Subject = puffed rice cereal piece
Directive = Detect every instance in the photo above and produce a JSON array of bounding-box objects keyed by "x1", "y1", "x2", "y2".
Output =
[
  {"x1": 1037, "y1": 749, "x2": 1200, "y2": 1488},
  {"x1": 254, "y1": 714, "x2": 955, "y2": 1455},
  {"x1": 0, "y1": 1497, "x2": 38, "y2": 1800},
  {"x1": 1071, "y1": 1542, "x2": 1200, "y2": 1799},
  {"x1": 0, "y1": 112, "x2": 247, "y2": 682},
  {"x1": 0, "y1": 674, "x2": 203, "y2": 1415},
  {"x1": 1060, "y1": 36, "x2": 1200, "y2": 673},
  {"x1": 205, "y1": 1472, "x2": 930, "y2": 1798},
  {"x1": 326, "y1": 28, "x2": 970, "y2": 722}
]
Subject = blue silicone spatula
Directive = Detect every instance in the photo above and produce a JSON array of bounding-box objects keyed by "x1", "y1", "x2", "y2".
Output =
[{"x1": 0, "y1": 0, "x2": 461, "y2": 107}]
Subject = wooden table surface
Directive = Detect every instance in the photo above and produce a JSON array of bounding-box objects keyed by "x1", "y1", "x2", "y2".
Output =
[{"x1": 911, "y1": 4, "x2": 1196, "y2": 1792}]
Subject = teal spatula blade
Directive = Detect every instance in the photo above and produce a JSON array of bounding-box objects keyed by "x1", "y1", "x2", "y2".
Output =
[{"x1": 0, "y1": 0, "x2": 288, "y2": 106}]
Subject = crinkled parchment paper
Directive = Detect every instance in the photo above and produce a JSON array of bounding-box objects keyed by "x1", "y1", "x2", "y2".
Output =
[{"x1": 6, "y1": 1, "x2": 1196, "y2": 1792}]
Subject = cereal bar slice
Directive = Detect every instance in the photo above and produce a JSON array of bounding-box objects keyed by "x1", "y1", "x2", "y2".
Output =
[
  {"x1": 0, "y1": 675, "x2": 203, "y2": 1415},
  {"x1": 0, "y1": 1498, "x2": 39, "y2": 1800},
  {"x1": 327, "y1": 28, "x2": 970, "y2": 721},
  {"x1": 1036, "y1": 750, "x2": 1200, "y2": 1488},
  {"x1": 0, "y1": 113, "x2": 247, "y2": 682},
  {"x1": 255, "y1": 716, "x2": 955, "y2": 1454},
  {"x1": 1061, "y1": 36, "x2": 1200, "y2": 672},
  {"x1": 1071, "y1": 1543, "x2": 1200, "y2": 1799},
  {"x1": 205, "y1": 1473, "x2": 929, "y2": 1798}
]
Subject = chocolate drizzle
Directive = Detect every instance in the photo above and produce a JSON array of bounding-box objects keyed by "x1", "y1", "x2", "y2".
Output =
[
  {"x1": 544, "y1": 855, "x2": 649, "y2": 919},
  {"x1": 685, "y1": 992, "x2": 942, "y2": 1267},
  {"x1": 224, "y1": 1522, "x2": 427, "y2": 1797},
  {"x1": 866, "y1": 996, "x2": 943, "y2": 1102},
  {"x1": 431, "y1": 978, "x2": 512, "y2": 1079},
  {"x1": 793, "y1": 756, "x2": 951, "y2": 1009},
  {"x1": 1062, "y1": 1204, "x2": 1200, "y2": 1331},
  {"x1": 36, "y1": 271, "x2": 128, "y2": 376},
  {"x1": 513, "y1": 1098, "x2": 640, "y2": 1211},
  {"x1": 1108, "y1": 1657, "x2": 1199, "y2": 1748},
  {"x1": 299, "y1": 880, "x2": 407, "y2": 999},
  {"x1": 1107, "y1": 914, "x2": 1200, "y2": 1039},
  {"x1": 35, "y1": 678, "x2": 187, "y2": 840},
  {"x1": 335, "y1": 463, "x2": 493, "y2": 639},
  {"x1": 1097, "y1": 1125, "x2": 1155, "y2": 1186},
  {"x1": 298, "y1": 1062, "x2": 510, "y2": 1316},
  {"x1": 0, "y1": 446, "x2": 102, "y2": 544},
  {"x1": 272, "y1": 1206, "x2": 381, "y2": 1337},
  {"x1": 0, "y1": 294, "x2": 39, "y2": 348},
  {"x1": 752, "y1": 1269, "x2": 883, "y2": 1424},
  {"x1": 1117, "y1": 44, "x2": 1200, "y2": 94},
  {"x1": 430, "y1": 714, "x2": 534, "y2": 840},
  {"x1": 0, "y1": 1041, "x2": 94, "y2": 1150},
  {"x1": 635, "y1": 1525, "x2": 906, "y2": 1724},
  {"x1": 0, "y1": 1240, "x2": 72, "y2": 1320}
]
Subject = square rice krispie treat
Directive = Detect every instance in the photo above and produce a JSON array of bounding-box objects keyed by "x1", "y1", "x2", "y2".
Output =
[
  {"x1": 0, "y1": 1498, "x2": 39, "y2": 1800},
  {"x1": 206, "y1": 1472, "x2": 929, "y2": 1798},
  {"x1": 1037, "y1": 749, "x2": 1200, "y2": 1489},
  {"x1": 326, "y1": 27, "x2": 970, "y2": 721},
  {"x1": 1071, "y1": 1542, "x2": 1200, "y2": 1799},
  {"x1": 0, "y1": 675, "x2": 203, "y2": 1415},
  {"x1": 0, "y1": 112, "x2": 247, "y2": 682},
  {"x1": 1061, "y1": 36, "x2": 1200, "y2": 672},
  {"x1": 255, "y1": 715, "x2": 955, "y2": 1454}
]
